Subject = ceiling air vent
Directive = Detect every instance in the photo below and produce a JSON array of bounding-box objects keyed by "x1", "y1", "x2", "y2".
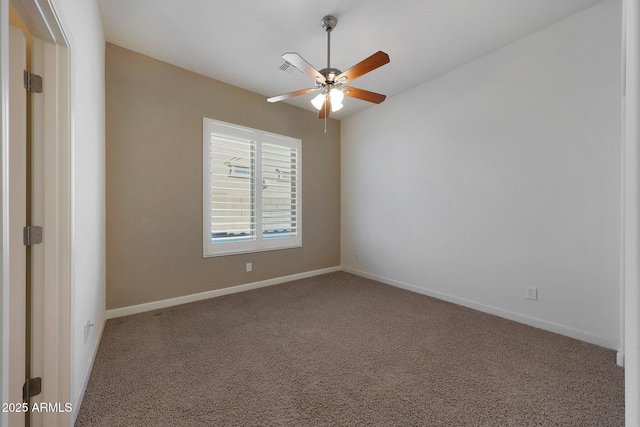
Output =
[{"x1": 277, "y1": 59, "x2": 302, "y2": 75}]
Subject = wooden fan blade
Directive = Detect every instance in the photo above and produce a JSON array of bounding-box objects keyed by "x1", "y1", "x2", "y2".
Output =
[
  {"x1": 318, "y1": 97, "x2": 331, "y2": 119},
  {"x1": 282, "y1": 53, "x2": 326, "y2": 84},
  {"x1": 267, "y1": 88, "x2": 319, "y2": 103},
  {"x1": 336, "y1": 51, "x2": 390, "y2": 83},
  {"x1": 343, "y1": 87, "x2": 386, "y2": 104}
]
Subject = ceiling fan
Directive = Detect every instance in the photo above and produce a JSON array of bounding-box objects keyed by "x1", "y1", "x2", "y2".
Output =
[{"x1": 267, "y1": 15, "x2": 390, "y2": 119}]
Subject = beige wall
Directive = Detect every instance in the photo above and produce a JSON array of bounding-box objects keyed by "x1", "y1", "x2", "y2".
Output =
[{"x1": 106, "y1": 43, "x2": 340, "y2": 310}]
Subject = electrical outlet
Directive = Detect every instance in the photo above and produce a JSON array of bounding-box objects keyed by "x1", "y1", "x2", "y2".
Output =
[
  {"x1": 246, "y1": 262, "x2": 252, "y2": 272},
  {"x1": 355, "y1": 252, "x2": 361, "y2": 261},
  {"x1": 525, "y1": 287, "x2": 538, "y2": 301}
]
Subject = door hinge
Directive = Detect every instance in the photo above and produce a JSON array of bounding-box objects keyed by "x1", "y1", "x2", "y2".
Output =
[
  {"x1": 23, "y1": 377, "x2": 42, "y2": 401},
  {"x1": 24, "y1": 70, "x2": 43, "y2": 93},
  {"x1": 23, "y1": 225, "x2": 43, "y2": 246}
]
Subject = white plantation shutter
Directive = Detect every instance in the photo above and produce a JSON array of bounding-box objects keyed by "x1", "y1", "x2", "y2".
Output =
[
  {"x1": 209, "y1": 135, "x2": 256, "y2": 242},
  {"x1": 203, "y1": 118, "x2": 302, "y2": 257},
  {"x1": 259, "y1": 134, "x2": 300, "y2": 249}
]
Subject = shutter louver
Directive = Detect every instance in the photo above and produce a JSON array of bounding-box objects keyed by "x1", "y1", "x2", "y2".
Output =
[
  {"x1": 261, "y1": 143, "x2": 298, "y2": 239},
  {"x1": 209, "y1": 135, "x2": 256, "y2": 242}
]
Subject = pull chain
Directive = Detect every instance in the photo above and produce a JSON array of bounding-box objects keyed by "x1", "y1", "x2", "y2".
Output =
[
  {"x1": 326, "y1": 25, "x2": 330, "y2": 134},
  {"x1": 324, "y1": 102, "x2": 328, "y2": 133}
]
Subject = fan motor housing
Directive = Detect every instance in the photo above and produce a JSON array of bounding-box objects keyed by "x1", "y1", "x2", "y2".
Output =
[{"x1": 318, "y1": 67, "x2": 342, "y2": 84}]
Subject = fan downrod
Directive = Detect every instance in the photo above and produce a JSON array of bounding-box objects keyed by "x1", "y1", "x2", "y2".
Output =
[{"x1": 320, "y1": 15, "x2": 341, "y2": 81}]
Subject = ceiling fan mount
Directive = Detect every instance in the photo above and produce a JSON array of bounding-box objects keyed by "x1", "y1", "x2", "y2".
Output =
[
  {"x1": 267, "y1": 14, "x2": 390, "y2": 119},
  {"x1": 321, "y1": 15, "x2": 337, "y2": 33}
]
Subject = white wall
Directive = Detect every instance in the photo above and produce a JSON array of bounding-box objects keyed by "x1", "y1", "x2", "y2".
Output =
[
  {"x1": 342, "y1": 0, "x2": 622, "y2": 349},
  {"x1": 52, "y1": 0, "x2": 106, "y2": 418},
  {"x1": 623, "y1": 0, "x2": 640, "y2": 421}
]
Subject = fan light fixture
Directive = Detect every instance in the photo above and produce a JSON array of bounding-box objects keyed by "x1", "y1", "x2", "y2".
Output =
[
  {"x1": 267, "y1": 15, "x2": 390, "y2": 123},
  {"x1": 311, "y1": 86, "x2": 344, "y2": 112}
]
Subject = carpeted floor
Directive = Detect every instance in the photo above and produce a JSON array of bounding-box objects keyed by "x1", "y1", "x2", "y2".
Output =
[{"x1": 76, "y1": 272, "x2": 624, "y2": 426}]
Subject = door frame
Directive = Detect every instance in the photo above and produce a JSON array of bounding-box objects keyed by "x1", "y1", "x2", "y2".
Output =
[
  {"x1": 6, "y1": 23, "x2": 27, "y2": 427},
  {"x1": 1, "y1": 0, "x2": 72, "y2": 425}
]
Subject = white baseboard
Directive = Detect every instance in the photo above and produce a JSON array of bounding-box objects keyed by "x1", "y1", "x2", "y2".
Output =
[
  {"x1": 106, "y1": 266, "x2": 342, "y2": 319},
  {"x1": 72, "y1": 319, "x2": 105, "y2": 426},
  {"x1": 342, "y1": 266, "x2": 619, "y2": 351},
  {"x1": 106, "y1": 264, "x2": 620, "y2": 353}
]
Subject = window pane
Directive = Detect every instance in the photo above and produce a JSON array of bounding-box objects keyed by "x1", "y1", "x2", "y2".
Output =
[
  {"x1": 209, "y1": 135, "x2": 256, "y2": 243},
  {"x1": 203, "y1": 117, "x2": 301, "y2": 257},
  {"x1": 262, "y1": 143, "x2": 298, "y2": 239}
]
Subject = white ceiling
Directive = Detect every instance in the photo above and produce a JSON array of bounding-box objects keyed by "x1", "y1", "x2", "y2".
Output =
[{"x1": 97, "y1": 0, "x2": 603, "y2": 120}]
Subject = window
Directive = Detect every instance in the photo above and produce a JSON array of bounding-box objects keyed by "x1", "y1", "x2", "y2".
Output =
[{"x1": 203, "y1": 118, "x2": 301, "y2": 257}]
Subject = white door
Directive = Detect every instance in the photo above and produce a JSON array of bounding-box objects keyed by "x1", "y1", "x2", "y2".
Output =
[
  {"x1": 5, "y1": 2, "x2": 72, "y2": 425},
  {"x1": 8, "y1": 25, "x2": 55, "y2": 427},
  {"x1": 28, "y1": 35, "x2": 52, "y2": 427},
  {"x1": 8, "y1": 24, "x2": 27, "y2": 427}
]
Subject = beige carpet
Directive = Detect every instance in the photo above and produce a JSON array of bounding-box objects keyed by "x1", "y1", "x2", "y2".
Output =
[{"x1": 76, "y1": 272, "x2": 624, "y2": 426}]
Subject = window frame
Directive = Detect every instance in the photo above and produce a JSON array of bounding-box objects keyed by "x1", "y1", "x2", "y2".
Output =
[{"x1": 202, "y1": 118, "x2": 302, "y2": 257}]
